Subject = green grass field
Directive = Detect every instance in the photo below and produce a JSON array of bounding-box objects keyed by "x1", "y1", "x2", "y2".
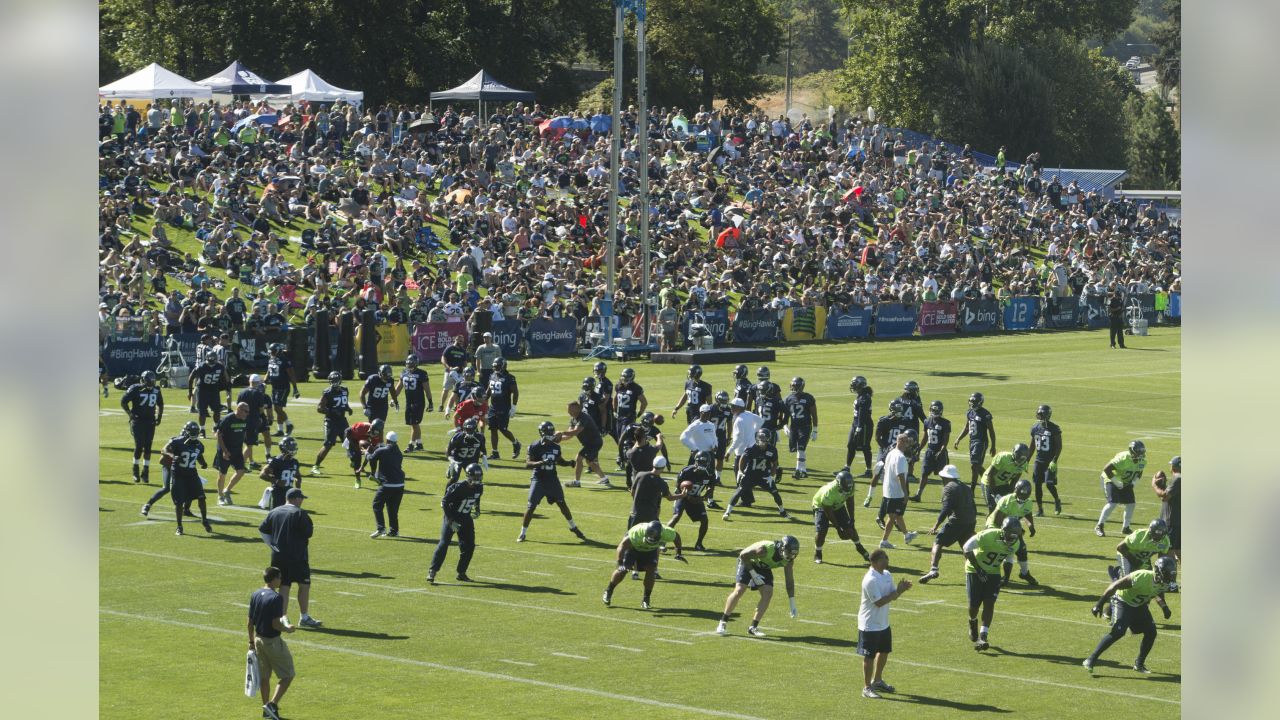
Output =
[{"x1": 99, "y1": 328, "x2": 1181, "y2": 719}]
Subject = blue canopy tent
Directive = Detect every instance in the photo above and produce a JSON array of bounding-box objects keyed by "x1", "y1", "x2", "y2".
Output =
[
  {"x1": 196, "y1": 61, "x2": 291, "y2": 96},
  {"x1": 429, "y1": 70, "x2": 535, "y2": 121}
]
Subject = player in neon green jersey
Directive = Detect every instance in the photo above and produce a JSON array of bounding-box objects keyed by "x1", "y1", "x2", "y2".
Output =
[
  {"x1": 1085, "y1": 556, "x2": 1176, "y2": 674},
  {"x1": 812, "y1": 470, "x2": 871, "y2": 564},
  {"x1": 716, "y1": 535, "x2": 799, "y2": 637},
  {"x1": 985, "y1": 479, "x2": 1038, "y2": 585},
  {"x1": 603, "y1": 521, "x2": 686, "y2": 610},
  {"x1": 979, "y1": 443, "x2": 1030, "y2": 513},
  {"x1": 1096, "y1": 440, "x2": 1147, "y2": 537},
  {"x1": 961, "y1": 518, "x2": 1023, "y2": 651}
]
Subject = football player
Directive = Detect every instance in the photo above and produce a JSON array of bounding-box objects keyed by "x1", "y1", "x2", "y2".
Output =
[
  {"x1": 121, "y1": 370, "x2": 163, "y2": 483},
  {"x1": 731, "y1": 364, "x2": 752, "y2": 407},
  {"x1": 622, "y1": 422, "x2": 660, "y2": 492},
  {"x1": 428, "y1": 463, "x2": 485, "y2": 584},
  {"x1": 911, "y1": 400, "x2": 951, "y2": 502},
  {"x1": 613, "y1": 367, "x2": 647, "y2": 466},
  {"x1": 187, "y1": 356, "x2": 228, "y2": 436},
  {"x1": 781, "y1": 377, "x2": 818, "y2": 479},
  {"x1": 864, "y1": 399, "x2": 913, "y2": 508},
  {"x1": 140, "y1": 422, "x2": 192, "y2": 519},
  {"x1": 486, "y1": 358, "x2": 521, "y2": 460},
  {"x1": 961, "y1": 517, "x2": 1024, "y2": 651},
  {"x1": 365, "y1": 431, "x2": 406, "y2": 538},
  {"x1": 577, "y1": 377, "x2": 607, "y2": 432},
  {"x1": 1111, "y1": 519, "x2": 1172, "y2": 579},
  {"x1": 344, "y1": 418, "x2": 384, "y2": 489},
  {"x1": 715, "y1": 535, "x2": 800, "y2": 637},
  {"x1": 236, "y1": 374, "x2": 273, "y2": 470},
  {"x1": 919, "y1": 465, "x2": 977, "y2": 584},
  {"x1": 708, "y1": 391, "x2": 734, "y2": 502},
  {"x1": 265, "y1": 343, "x2": 299, "y2": 437},
  {"x1": 445, "y1": 418, "x2": 487, "y2": 485},
  {"x1": 396, "y1": 354, "x2": 433, "y2": 452},
  {"x1": 259, "y1": 436, "x2": 301, "y2": 510},
  {"x1": 812, "y1": 470, "x2": 870, "y2": 564},
  {"x1": 669, "y1": 451, "x2": 716, "y2": 550},
  {"x1": 952, "y1": 392, "x2": 996, "y2": 490},
  {"x1": 1096, "y1": 440, "x2": 1147, "y2": 537},
  {"x1": 985, "y1": 479, "x2": 1038, "y2": 585},
  {"x1": 560, "y1": 400, "x2": 610, "y2": 487},
  {"x1": 213, "y1": 402, "x2": 251, "y2": 506},
  {"x1": 845, "y1": 375, "x2": 874, "y2": 476},
  {"x1": 755, "y1": 384, "x2": 785, "y2": 450},
  {"x1": 162, "y1": 421, "x2": 212, "y2": 536},
  {"x1": 899, "y1": 380, "x2": 925, "y2": 476},
  {"x1": 518, "y1": 422, "x2": 587, "y2": 543},
  {"x1": 310, "y1": 371, "x2": 352, "y2": 476},
  {"x1": 672, "y1": 364, "x2": 713, "y2": 424},
  {"x1": 360, "y1": 364, "x2": 398, "y2": 424},
  {"x1": 592, "y1": 361, "x2": 615, "y2": 448},
  {"x1": 1085, "y1": 556, "x2": 1176, "y2": 674},
  {"x1": 1029, "y1": 404, "x2": 1063, "y2": 516},
  {"x1": 603, "y1": 520, "x2": 687, "y2": 610},
  {"x1": 723, "y1": 429, "x2": 788, "y2": 520},
  {"x1": 979, "y1": 443, "x2": 1031, "y2": 513}
]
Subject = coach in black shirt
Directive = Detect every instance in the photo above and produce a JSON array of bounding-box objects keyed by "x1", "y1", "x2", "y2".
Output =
[
  {"x1": 1107, "y1": 288, "x2": 1127, "y2": 349},
  {"x1": 248, "y1": 566, "x2": 296, "y2": 719},
  {"x1": 258, "y1": 489, "x2": 322, "y2": 627},
  {"x1": 366, "y1": 432, "x2": 406, "y2": 538},
  {"x1": 627, "y1": 456, "x2": 681, "y2": 532}
]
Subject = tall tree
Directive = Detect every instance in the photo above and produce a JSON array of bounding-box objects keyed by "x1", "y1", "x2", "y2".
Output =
[
  {"x1": 1149, "y1": 0, "x2": 1180, "y2": 94},
  {"x1": 1125, "y1": 92, "x2": 1180, "y2": 188}
]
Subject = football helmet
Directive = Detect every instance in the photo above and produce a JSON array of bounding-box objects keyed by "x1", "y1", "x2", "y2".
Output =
[
  {"x1": 463, "y1": 364, "x2": 476, "y2": 380},
  {"x1": 688, "y1": 364, "x2": 703, "y2": 380},
  {"x1": 903, "y1": 380, "x2": 920, "y2": 397},
  {"x1": 581, "y1": 377, "x2": 595, "y2": 392},
  {"x1": 1000, "y1": 516, "x2": 1023, "y2": 544},
  {"x1": 378, "y1": 364, "x2": 393, "y2": 381},
  {"x1": 279, "y1": 436, "x2": 298, "y2": 457},
  {"x1": 836, "y1": 470, "x2": 855, "y2": 493},
  {"x1": 538, "y1": 421, "x2": 556, "y2": 440},
  {"x1": 269, "y1": 343, "x2": 285, "y2": 357},
  {"x1": 370, "y1": 419, "x2": 385, "y2": 437},
  {"x1": 1153, "y1": 555, "x2": 1176, "y2": 585},
  {"x1": 1129, "y1": 440, "x2": 1146, "y2": 458},
  {"x1": 639, "y1": 411, "x2": 656, "y2": 428},
  {"x1": 889, "y1": 398, "x2": 906, "y2": 417},
  {"x1": 929, "y1": 400, "x2": 944, "y2": 417},
  {"x1": 790, "y1": 377, "x2": 805, "y2": 392},
  {"x1": 1013, "y1": 479, "x2": 1032, "y2": 500},
  {"x1": 755, "y1": 428, "x2": 774, "y2": 446},
  {"x1": 694, "y1": 451, "x2": 714, "y2": 469},
  {"x1": 492, "y1": 357, "x2": 507, "y2": 372},
  {"x1": 714, "y1": 390, "x2": 730, "y2": 405},
  {"x1": 462, "y1": 417, "x2": 479, "y2": 433},
  {"x1": 620, "y1": 367, "x2": 635, "y2": 383},
  {"x1": 644, "y1": 520, "x2": 665, "y2": 544},
  {"x1": 733, "y1": 364, "x2": 748, "y2": 380},
  {"x1": 1147, "y1": 518, "x2": 1169, "y2": 541},
  {"x1": 849, "y1": 375, "x2": 867, "y2": 393},
  {"x1": 969, "y1": 392, "x2": 984, "y2": 409},
  {"x1": 593, "y1": 361, "x2": 608, "y2": 375},
  {"x1": 1012, "y1": 443, "x2": 1031, "y2": 463},
  {"x1": 141, "y1": 370, "x2": 156, "y2": 386},
  {"x1": 405, "y1": 354, "x2": 419, "y2": 368},
  {"x1": 756, "y1": 366, "x2": 771, "y2": 382},
  {"x1": 328, "y1": 371, "x2": 342, "y2": 386},
  {"x1": 778, "y1": 535, "x2": 800, "y2": 561},
  {"x1": 1035, "y1": 404, "x2": 1052, "y2": 421},
  {"x1": 182, "y1": 421, "x2": 200, "y2": 438},
  {"x1": 465, "y1": 463, "x2": 485, "y2": 484}
]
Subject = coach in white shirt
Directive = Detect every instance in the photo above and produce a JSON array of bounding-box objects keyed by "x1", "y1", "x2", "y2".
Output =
[
  {"x1": 679, "y1": 405, "x2": 719, "y2": 462},
  {"x1": 879, "y1": 431, "x2": 918, "y2": 549},
  {"x1": 728, "y1": 399, "x2": 762, "y2": 461},
  {"x1": 858, "y1": 548, "x2": 912, "y2": 699}
]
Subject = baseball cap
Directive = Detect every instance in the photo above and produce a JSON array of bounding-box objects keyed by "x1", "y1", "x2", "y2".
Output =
[
  {"x1": 285, "y1": 488, "x2": 307, "y2": 500},
  {"x1": 249, "y1": 374, "x2": 261, "y2": 384},
  {"x1": 483, "y1": 331, "x2": 493, "y2": 337},
  {"x1": 731, "y1": 398, "x2": 746, "y2": 408},
  {"x1": 938, "y1": 465, "x2": 960, "y2": 480},
  {"x1": 653, "y1": 456, "x2": 669, "y2": 469},
  {"x1": 699, "y1": 404, "x2": 712, "y2": 413},
  {"x1": 386, "y1": 431, "x2": 398, "y2": 443}
]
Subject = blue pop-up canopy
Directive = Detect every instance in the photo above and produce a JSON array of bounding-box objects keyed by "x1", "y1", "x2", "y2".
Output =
[{"x1": 196, "y1": 61, "x2": 290, "y2": 95}]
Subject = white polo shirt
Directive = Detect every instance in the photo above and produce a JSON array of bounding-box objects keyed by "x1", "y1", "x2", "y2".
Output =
[
  {"x1": 859, "y1": 566, "x2": 895, "y2": 632},
  {"x1": 882, "y1": 447, "x2": 909, "y2": 499}
]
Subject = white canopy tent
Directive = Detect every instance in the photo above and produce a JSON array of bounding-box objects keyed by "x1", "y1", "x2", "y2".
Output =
[
  {"x1": 99, "y1": 63, "x2": 212, "y2": 100},
  {"x1": 266, "y1": 69, "x2": 363, "y2": 107}
]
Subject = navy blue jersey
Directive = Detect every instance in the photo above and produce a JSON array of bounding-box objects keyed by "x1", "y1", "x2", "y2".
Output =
[
  {"x1": 676, "y1": 465, "x2": 715, "y2": 499},
  {"x1": 852, "y1": 390, "x2": 873, "y2": 428},
  {"x1": 569, "y1": 413, "x2": 602, "y2": 447},
  {"x1": 237, "y1": 386, "x2": 271, "y2": 418},
  {"x1": 783, "y1": 391, "x2": 817, "y2": 428},
  {"x1": 595, "y1": 376, "x2": 614, "y2": 415},
  {"x1": 487, "y1": 372, "x2": 517, "y2": 411},
  {"x1": 447, "y1": 431, "x2": 486, "y2": 464},
  {"x1": 442, "y1": 480, "x2": 483, "y2": 520},
  {"x1": 122, "y1": 383, "x2": 162, "y2": 420},
  {"x1": 264, "y1": 455, "x2": 300, "y2": 487},
  {"x1": 165, "y1": 436, "x2": 205, "y2": 475},
  {"x1": 683, "y1": 380, "x2": 713, "y2": 416},
  {"x1": 363, "y1": 375, "x2": 394, "y2": 409},
  {"x1": 875, "y1": 414, "x2": 914, "y2": 449},
  {"x1": 734, "y1": 378, "x2": 753, "y2": 404},
  {"x1": 966, "y1": 407, "x2": 994, "y2": 446},
  {"x1": 711, "y1": 403, "x2": 733, "y2": 439},
  {"x1": 265, "y1": 356, "x2": 293, "y2": 388},
  {"x1": 899, "y1": 395, "x2": 925, "y2": 432},
  {"x1": 399, "y1": 368, "x2": 430, "y2": 405},
  {"x1": 319, "y1": 386, "x2": 351, "y2": 419},
  {"x1": 527, "y1": 439, "x2": 565, "y2": 483},
  {"x1": 453, "y1": 379, "x2": 480, "y2": 402},
  {"x1": 1030, "y1": 420, "x2": 1063, "y2": 464},
  {"x1": 739, "y1": 444, "x2": 778, "y2": 481},
  {"x1": 191, "y1": 362, "x2": 225, "y2": 394},
  {"x1": 614, "y1": 382, "x2": 644, "y2": 423},
  {"x1": 756, "y1": 396, "x2": 785, "y2": 430},
  {"x1": 578, "y1": 390, "x2": 605, "y2": 427},
  {"x1": 924, "y1": 416, "x2": 952, "y2": 450},
  {"x1": 368, "y1": 443, "x2": 405, "y2": 483}
]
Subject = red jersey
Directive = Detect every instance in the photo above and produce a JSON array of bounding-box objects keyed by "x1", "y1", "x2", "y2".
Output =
[
  {"x1": 347, "y1": 422, "x2": 378, "y2": 448},
  {"x1": 453, "y1": 398, "x2": 488, "y2": 428}
]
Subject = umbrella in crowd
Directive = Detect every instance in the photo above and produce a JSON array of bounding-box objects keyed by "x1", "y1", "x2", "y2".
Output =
[{"x1": 231, "y1": 113, "x2": 279, "y2": 132}]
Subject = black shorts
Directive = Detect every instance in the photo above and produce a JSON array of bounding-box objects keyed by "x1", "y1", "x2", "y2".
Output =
[
  {"x1": 935, "y1": 520, "x2": 975, "y2": 548},
  {"x1": 922, "y1": 448, "x2": 949, "y2": 476},
  {"x1": 734, "y1": 559, "x2": 774, "y2": 589},
  {"x1": 1111, "y1": 601, "x2": 1156, "y2": 635},
  {"x1": 739, "y1": 475, "x2": 777, "y2": 493},
  {"x1": 405, "y1": 403, "x2": 425, "y2": 426},
  {"x1": 129, "y1": 419, "x2": 156, "y2": 446},
  {"x1": 857, "y1": 627, "x2": 893, "y2": 656},
  {"x1": 323, "y1": 417, "x2": 347, "y2": 447},
  {"x1": 272, "y1": 554, "x2": 311, "y2": 586},
  {"x1": 347, "y1": 445, "x2": 365, "y2": 470},
  {"x1": 969, "y1": 443, "x2": 988, "y2": 466},
  {"x1": 879, "y1": 496, "x2": 907, "y2": 517},
  {"x1": 487, "y1": 408, "x2": 510, "y2": 431},
  {"x1": 271, "y1": 387, "x2": 290, "y2": 408},
  {"x1": 848, "y1": 424, "x2": 871, "y2": 449},
  {"x1": 170, "y1": 473, "x2": 204, "y2": 504},
  {"x1": 1032, "y1": 461, "x2": 1056, "y2": 485},
  {"x1": 365, "y1": 403, "x2": 389, "y2": 423},
  {"x1": 622, "y1": 547, "x2": 659, "y2": 571},
  {"x1": 243, "y1": 418, "x2": 261, "y2": 446},
  {"x1": 813, "y1": 505, "x2": 853, "y2": 535},
  {"x1": 1169, "y1": 522, "x2": 1181, "y2": 551},
  {"x1": 577, "y1": 442, "x2": 601, "y2": 463},
  {"x1": 213, "y1": 451, "x2": 246, "y2": 473},
  {"x1": 715, "y1": 436, "x2": 729, "y2": 461},
  {"x1": 673, "y1": 498, "x2": 707, "y2": 522},
  {"x1": 528, "y1": 480, "x2": 564, "y2": 508},
  {"x1": 197, "y1": 392, "x2": 223, "y2": 415},
  {"x1": 1105, "y1": 483, "x2": 1136, "y2": 505},
  {"x1": 965, "y1": 571, "x2": 1002, "y2": 606},
  {"x1": 788, "y1": 425, "x2": 811, "y2": 453}
]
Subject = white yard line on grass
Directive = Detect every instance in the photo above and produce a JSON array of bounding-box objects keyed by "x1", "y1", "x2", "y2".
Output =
[
  {"x1": 498, "y1": 659, "x2": 536, "y2": 667},
  {"x1": 551, "y1": 652, "x2": 590, "y2": 660},
  {"x1": 654, "y1": 638, "x2": 693, "y2": 645},
  {"x1": 605, "y1": 644, "x2": 644, "y2": 653},
  {"x1": 177, "y1": 608, "x2": 208, "y2": 615},
  {"x1": 101, "y1": 609, "x2": 764, "y2": 720}
]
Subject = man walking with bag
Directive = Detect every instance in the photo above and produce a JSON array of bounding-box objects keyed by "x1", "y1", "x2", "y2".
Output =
[{"x1": 248, "y1": 566, "x2": 297, "y2": 720}]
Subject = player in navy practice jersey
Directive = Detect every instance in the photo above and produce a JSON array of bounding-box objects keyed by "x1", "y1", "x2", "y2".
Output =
[
  {"x1": 187, "y1": 358, "x2": 228, "y2": 436},
  {"x1": 845, "y1": 376, "x2": 874, "y2": 476},
  {"x1": 592, "y1": 362, "x2": 615, "y2": 448},
  {"x1": 121, "y1": 370, "x2": 164, "y2": 483},
  {"x1": 310, "y1": 372, "x2": 352, "y2": 476},
  {"x1": 264, "y1": 343, "x2": 300, "y2": 437},
  {"x1": 396, "y1": 354, "x2": 433, "y2": 452},
  {"x1": 485, "y1": 358, "x2": 521, "y2": 459},
  {"x1": 446, "y1": 418, "x2": 487, "y2": 485},
  {"x1": 1029, "y1": 404, "x2": 1064, "y2": 516},
  {"x1": 953, "y1": 392, "x2": 997, "y2": 489},
  {"x1": 613, "y1": 368, "x2": 648, "y2": 466},
  {"x1": 517, "y1": 422, "x2": 588, "y2": 543},
  {"x1": 912, "y1": 400, "x2": 952, "y2": 502},
  {"x1": 428, "y1": 463, "x2": 486, "y2": 584},
  {"x1": 732, "y1": 365, "x2": 753, "y2": 408},
  {"x1": 260, "y1": 436, "x2": 301, "y2": 509},
  {"x1": 723, "y1": 429, "x2": 789, "y2": 520},
  {"x1": 864, "y1": 399, "x2": 913, "y2": 509},
  {"x1": 781, "y1": 377, "x2": 818, "y2": 479},
  {"x1": 361, "y1": 364, "x2": 399, "y2": 424},
  {"x1": 673, "y1": 365, "x2": 713, "y2": 424},
  {"x1": 669, "y1": 451, "x2": 717, "y2": 550}
]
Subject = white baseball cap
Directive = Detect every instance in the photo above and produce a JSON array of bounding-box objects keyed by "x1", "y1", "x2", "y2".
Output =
[
  {"x1": 731, "y1": 398, "x2": 746, "y2": 408},
  {"x1": 249, "y1": 374, "x2": 262, "y2": 384},
  {"x1": 938, "y1": 464, "x2": 960, "y2": 480},
  {"x1": 653, "y1": 456, "x2": 669, "y2": 469},
  {"x1": 386, "y1": 431, "x2": 398, "y2": 443},
  {"x1": 699, "y1": 404, "x2": 712, "y2": 413}
]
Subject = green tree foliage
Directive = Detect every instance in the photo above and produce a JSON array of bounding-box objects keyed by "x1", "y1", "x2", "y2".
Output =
[
  {"x1": 1149, "y1": 0, "x2": 1180, "y2": 93},
  {"x1": 1124, "y1": 92, "x2": 1180, "y2": 188},
  {"x1": 836, "y1": 0, "x2": 1139, "y2": 166},
  {"x1": 769, "y1": 0, "x2": 849, "y2": 75}
]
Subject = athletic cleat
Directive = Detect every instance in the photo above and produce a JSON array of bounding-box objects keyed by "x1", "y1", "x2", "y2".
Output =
[
  {"x1": 1000, "y1": 576, "x2": 1010, "y2": 587},
  {"x1": 641, "y1": 599, "x2": 651, "y2": 610},
  {"x1": 272, "y1": 430, "x2": 285, "y2": 437},
  {"x1": 777, "y1": 508, "x2": 789, "y2": 518},
  {"x1": 631, "y1": 571, "x2": 640, "y2": 581},
  {"x1": 863, "y1": 497, "x2": 872, "y2": 508},
  {"x1": 595, "y1": 477, "x2": 612, "y2": 487},
  {"x1": 706, "y1": 499, "x2": 720, "y2": 509},
  {"x1": 875, "y1": 517, "x2": 885, "y2": 530},
  {"x1": 747, "y1": 626, "x2": 766, "y2": 637},
  {"x1": 715, "y1": 621, "x2": 728, "y2": 635},
  {"x1": 140, "y1": 504, "x2": 150, "y2": 517},
  {"x1": 857, "y1": 470, "x2": 872, "y2": 479},
  {"x1": 871, "y1": 680, "x2": 895, "y2": 693},
  {"x1": 1121, "y1": 526, "x2": 1132, "y2": 535},
  {"x1": 370, "y1": 529, "x2": 386, "y2": 538},
  {"x1": 299, "y1": 615, "x2": 322, "y2": 628},
  {"x1": 919, "y1": 570, "x2": 939, "y2": 584},
  {"x1": 512, "y1": 441, "x2": 522, "y2": 459},
  {"x1": 183, "y1": 508, "x2": 197, "y2": 518},
  {"x1": 602, "y1": 590, "x2": 612, "y2": 606},
  {"x1": 1020, "y1": 572, "x2": 1039, "y2": 586},
  {"x1": 354, "y1": 477, "x2": 362, "y2": 489},
  {"x1": 904, "y1": 531, "x2": 918, "y2": 544},
  {"x1": 1095, "y1": 524, "x2": 1105, "y2": 537},
  {"x1": 285, "y1": 421, "x2": 294, "y2": 435},
  {"x1": 565, "y1": 480, "x2": 581, "y2": 488},
  {"x1": 694, "y1": 543, "x2": 707, "y2": 551},
  {"x1": 175, "y1": 527, "x2": 184, "y2": 536},
  {"x1": 859, "y1": 547, "x2": 872, "y2": 562},
  {"x1": 222, "y1": 492, "x2": 234, "y2": 506},
  {"x1": 814, "y1": 549, "x2": 823, "y2": 564},
  {"x1": 1083, "y1": 658, "x2": 1095, "y2": 674},
  {"x1": 722, "y1": 512, "x2": 731, "y2": 521},
  {"x1": 310, "y1": 465, "x2": 322, "y2": 476},
  {"x1": 975, "y1": 639, "x2": 989, "y2": 651},
  {"x1": 572, "y1": 527, "x2": 587, "y2": 541},
  {"x1": 263, "y1": 701, "x2": 282, "y2": 720},
  {"x1": 969, "y1": 621, "x2": 979, "y2": 642},
  {"x1": 248, "y1": 462, "x2": 261, "y2": 471},
  {"x1": 1133, "y1": 663, "x2": 1151, "y2": 674},
  {"x1": 456, "y1": 574, "x2": 472, "y2": 582},
  {"x1": 1054, "y1": 502, "x2": 1062, "y2": 515},
  {"x1": 386, "y1": 530, "x2": 398, "y2": 537},
  {"x1": 427, "y1": 571, "x2": 436, "y2": 584},
  {"x1": 516, "y1": 534, "x2": 526, "y2": 543},
  {"x1": 489, "y1": 451, "x2": 500, "y2": 460},
  {"x1": 1035, "y1": 509, "x2": 1045, "y2": 517},
  {"x1": 909, "y1": 495, "x2": 921, "y2": 503},
  {"x1": 1107, "y1": 566, "x2": 1120, "y2": 581},
  {"x1": 140, "y1": 471, "x2": 150, "y2": 485},
  {"x1": 878, "y1": 540, "x2": 894, "y2": 549},
  {"x1": 202, "y1": 520, "x2": 213, "y2": 533},
  {"x1": 862, "y1": 688, "x2": 882, "y2": 699}
]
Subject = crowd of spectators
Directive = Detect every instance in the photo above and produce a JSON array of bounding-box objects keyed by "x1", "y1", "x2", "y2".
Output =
[{"x1": 97, "y1": 96, "x2": 1181, "y2": 351}]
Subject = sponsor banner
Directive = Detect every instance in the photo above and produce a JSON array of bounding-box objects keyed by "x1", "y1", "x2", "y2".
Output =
[
  {"x1": 355, "y1": 324, "x2": 412, "y2": 364},
  {"x1": 782, "y1": 306, "x2": 827, "y2": 342},
  {"x1": 1128, "y1": 293, "x2": 1157, "y2": 325},
  {"x1": 489, "y1": 319, "x2": 523, "y2": 357},
  {"x1": 874, "y1": 303, "x2": 917, "y2": 338},
  {"x1": 233, "y1": 330, "x2": 288, "y2": 369},
  {"x1": 410, "y1": 322, "x2": 468, "y2": 363},
  {"x1": 918, "y1": 301, "x2": 958, "y2": 336},
  {"x1": 1168, "y1": 292, "x2": 1180, "y2": 319},
  {"x1": 171, "y1": 332, "x2": 204, "y2": 367},
  {"x1": 1081, "y1": 295, "x2": 1109, "y2": 329},
  {"x1": 1043, "y1": 298, "x2": 1080, "y2": 328},
  {"x1": 1003, "y1": 297, "x2": 1040, "y2": 331},
  {"x1": 103, "y1": 335, "x2": 162, "y2": 376},
  {"x1": 526, "y1": 317, "x2": 577, "y2": 357},
  {"x1": 682, "y1": 309, "x2": 730, "y2": 346},
  {"x1": 959, "y1": 299, "x2": 1000, "y2": 333},
  {"x1": 825, "y1": 306, "x2": 873, "y2": 339},
  {"x1": 731, "y1": 309, "x2": 779, "y2": 344}
]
